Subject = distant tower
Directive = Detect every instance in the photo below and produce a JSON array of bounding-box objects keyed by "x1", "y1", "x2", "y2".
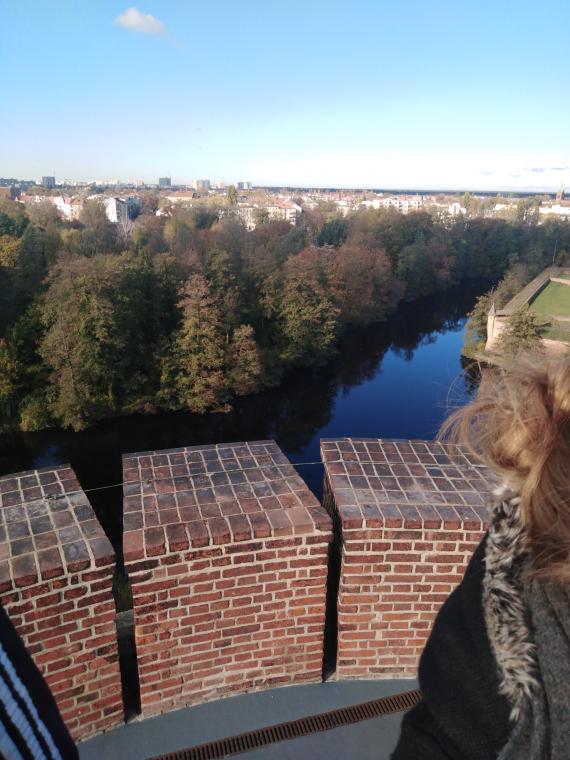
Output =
[
  {"x1": 159, "y1": 177, "x2": 171, "y2": 189},
  {"x1": 556, "y1": 183, "x2": 565, "y2": 203}
]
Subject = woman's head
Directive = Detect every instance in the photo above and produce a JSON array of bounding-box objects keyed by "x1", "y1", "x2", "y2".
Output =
[{"x1": 441, "y1": 354, "x2": 570, "y2": 579}]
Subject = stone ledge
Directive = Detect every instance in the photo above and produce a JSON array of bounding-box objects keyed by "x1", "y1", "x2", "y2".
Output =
[
  {"x1": 0, "y1": 466, "x2": 115, "y2": 590},
  {"x1": 321, "y1": 438, "x2": 495, "y2": 530},
  {"x1": 123, "y1": 441, "x2": 332, "y2": 560}
]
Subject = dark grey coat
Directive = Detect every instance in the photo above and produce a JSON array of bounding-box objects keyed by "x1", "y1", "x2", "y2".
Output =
[{"x1": 392, "y1": 488, "x2": 570, "y2": 760}]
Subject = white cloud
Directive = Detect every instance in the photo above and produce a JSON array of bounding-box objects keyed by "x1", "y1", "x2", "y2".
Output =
[{"x1": 115, "y1": 7, "x2": 166, "y2": 36}]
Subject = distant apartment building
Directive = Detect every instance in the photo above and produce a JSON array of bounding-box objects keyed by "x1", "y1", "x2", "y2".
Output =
[
  {"x1": 236, "y1": 181, "x2": 252, "y2": 190},
  {"x1": 103, "y1": 197, "x2": 127, "y2": 224},
  {"x1": 193, "y1": 179, "x2": 211, "y2": 193},
  {"x1": 446, "y1": 201, "x2": 466, "y2": 216},
  {"x1": 266, "y1": 201, "x2": 301, "y2": 225},
  {"x1": 42, "y1": 176, "x2": 56, "y2": 189},
  {"x1": 223, "y1": 203, "x2": 299, "y2": 230},
  {"x1": 334, "y1": 200, "x2": 353, "y2": 217},
  {"x1": 164, "y1": 191, "x2": 196, "y2": 204},
  {"x1": 380, "y1": 196, "x2": 423, "y2": 213},
  {"x1": 158, "y1": 177, "x2": 171, "y2": 188},
  {"x1": 52, "y1": 195, "x2": 84, "y2": 221},
  {"x1": 0, "y1": 186, "x2": 15, "y2": 200},
  {"x1": 234, "y1": 205, "x2": 256, "y2": 230},
  {"x1": 539, "y1": 204, "x2": 570, "y2": 219}
]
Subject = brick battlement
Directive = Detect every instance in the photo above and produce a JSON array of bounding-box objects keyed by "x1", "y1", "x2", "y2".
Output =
[
  {"x1": 123, "y1": 441, "x2": 330, "y2": 560},
  {"x1": 322, "y1": 438, "x2": 494, "y2": 679},
  {"x1": 123, "y1": 441, "x2": 333, "y2": 717},
  {"x1": 0, "y1": 466, "x2": 123, "y2": 741},
  {"x1": 0, "y1": 437, "x2": 498, "y2": 741}
]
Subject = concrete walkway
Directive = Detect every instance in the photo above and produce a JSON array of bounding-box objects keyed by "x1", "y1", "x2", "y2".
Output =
[{"x1": 79, "y1": 679, "x2": 417, "y2": 760}]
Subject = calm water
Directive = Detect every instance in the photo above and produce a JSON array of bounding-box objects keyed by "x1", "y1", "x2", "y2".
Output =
[{"x1": 0, "y1": 285, "x2": 484, "y2": 555}]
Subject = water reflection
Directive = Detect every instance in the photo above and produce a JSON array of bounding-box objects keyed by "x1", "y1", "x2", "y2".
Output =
[{"x1": 0, "y1": 283, "x2": 486, "y2": 552}]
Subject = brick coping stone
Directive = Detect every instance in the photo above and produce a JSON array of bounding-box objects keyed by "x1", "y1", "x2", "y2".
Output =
[
  {"x1": 122, "y1": 440, "x2": 332, "y2": 560},
  {"x1": 321, "y1": 438, "x2": 497, "y2": 531},
  {"x1": 0, "y1": 465, "x2": 115, "y2": 591}
]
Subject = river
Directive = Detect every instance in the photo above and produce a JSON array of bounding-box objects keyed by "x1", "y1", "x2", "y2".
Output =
[{"x1": 0, "y1": 284, "x2": 484, "y2": 555}]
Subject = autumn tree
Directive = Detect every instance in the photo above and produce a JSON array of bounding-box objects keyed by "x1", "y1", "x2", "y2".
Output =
[
  {"x1": 0, "y1": 235, "x2": 21, "y2": 267},
  {"x1": 331, "y1": 244, "x2": 400, "y2": 325}
]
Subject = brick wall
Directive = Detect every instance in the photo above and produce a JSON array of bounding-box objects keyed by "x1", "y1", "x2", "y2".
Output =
[
  {"x1": 0, "y1": 466, "x2": 123, "y2": 741},
  {"x1": 322, "y1": 438, "x2": 494, "y2": 679},
  {"x1": 123, "y1": 440, "x2": 332, "y2": 717}
]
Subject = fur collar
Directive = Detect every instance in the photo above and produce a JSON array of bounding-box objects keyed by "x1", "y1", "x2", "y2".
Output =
[{"x1": 483, "y1": 486, "x2": 539, "y2": 721}]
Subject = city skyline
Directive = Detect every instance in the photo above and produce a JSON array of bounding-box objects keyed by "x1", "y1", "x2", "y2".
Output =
[{"x1": 1, "y1": 1, "x2": 569, "y2": 190}]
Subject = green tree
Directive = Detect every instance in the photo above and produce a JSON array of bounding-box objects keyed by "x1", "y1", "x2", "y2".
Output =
[
  {"x1": 192, "y1": 208, "x2": 219, "y2": 230},
  {"x1": 0, "y1": 199, "x2": 29, "y2": 236},
  {"x1": 227, "y1": 325, "x2": 262, "y2": 396},
  {"x1": 26, "y1": 200, "x2": 61, "y2": 228},
  {"x1": 498, "y1": 306, "x2": 544, "y2": 354},
  {"x1": 14, "y1": 225, "x2": 58, "y2": 309},
  {"x1": 278, "y1": 250, "x2": 340, "y2": 366},
  {"x1": 78, "y1": 200, "x2": 117, "y2": 256},
  {"x1": 0, "y1": 339, "x2": 17, "y2": 420},
  {"x1": 205, "y1": 247, "x2": 243, "y2": 340},
  {"x1": 160, "y1": 275, "x2": 228, "y2": 412},
  {"x1": 141, "y1": 192, "x2": 160, "y2": 215},
  {"x1": 227, "y1": 185, "x2": 238, "y2": 206},
  {"x1": 462, "y1": 192, "x2": 473, "y2": 215},
  {"x1": 253, "y1": 207, "x2": 270, "y2": 227},
  {"x1": 2, "y1": 306, "x2": 53, "y2": 432},
  {"x1": 39, "y1": 258, "x2": 124, "y2": 429},
  {"x1": 316, "y1": 218, "x2": 348, "y2": 248},
  {"x1": 464, "y1": 291, "x2": 493, "y2": 354}
]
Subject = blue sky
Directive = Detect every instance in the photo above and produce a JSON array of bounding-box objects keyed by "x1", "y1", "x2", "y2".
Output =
[{"x1": 1, "y1": 1, "x2": 569, "y2": 189}]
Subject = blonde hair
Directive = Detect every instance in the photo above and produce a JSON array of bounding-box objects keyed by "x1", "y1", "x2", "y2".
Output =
[{"x1": 440, "y1": 354, "x2": 570, "y2": 580}]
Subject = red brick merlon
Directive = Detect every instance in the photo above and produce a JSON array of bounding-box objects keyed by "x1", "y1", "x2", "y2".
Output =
[
  {"x1": 0, "y1": 465, "x2": 123, "y2": 742},
  {"x1": 321, "y1": 438, "x2": 496, "y2": 680},
  {"x1": 123, "y1": 440, "x2": 332, "y2": 718}
]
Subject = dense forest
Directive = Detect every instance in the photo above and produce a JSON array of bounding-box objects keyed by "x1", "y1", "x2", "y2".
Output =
[{"x1": 1, "y1": 197, "x2": 569, "y2": 431}]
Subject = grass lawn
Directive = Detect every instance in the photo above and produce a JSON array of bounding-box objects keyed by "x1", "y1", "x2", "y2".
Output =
[
  {"x1": 530, "y1": 281, "x2": 570, "y2": 317},
  {"x1": 540, "y1": 319, "x2": 570, "y2": 344}
]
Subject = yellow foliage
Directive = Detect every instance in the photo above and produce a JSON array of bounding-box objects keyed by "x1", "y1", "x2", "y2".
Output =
[{"x1": 0, "y1": 234, "x2": 21, "y2": 267}]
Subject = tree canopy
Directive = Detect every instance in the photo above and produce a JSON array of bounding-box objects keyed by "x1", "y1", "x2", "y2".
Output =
[{"x1": 1, "y1": 198, "x2": 569, "y2": 431}]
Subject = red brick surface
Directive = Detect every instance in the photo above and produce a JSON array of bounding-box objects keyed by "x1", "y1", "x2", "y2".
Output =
[
  {"x1": 322, "y1": 438, "x2": 495, "y2": 679},
  {"x1": 0, "y1": 466, "x2": 123, "y2": 741},
  {"x1": 123, "y1": 441, "x2": 333, "y2": 717}
]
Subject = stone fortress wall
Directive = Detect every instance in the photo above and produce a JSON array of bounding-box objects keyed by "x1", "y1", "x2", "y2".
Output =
[
  {"x1": 485, "y1": 265, "x2": 570, "y2": 352},
  {"x1": 0, "y1": 438, "x2": 492, "y2": 742}
]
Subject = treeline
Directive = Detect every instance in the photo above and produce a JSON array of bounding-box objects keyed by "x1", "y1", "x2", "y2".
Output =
[{"x1": 1, "y1": 197, "x2": 569, "y2": 431}]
